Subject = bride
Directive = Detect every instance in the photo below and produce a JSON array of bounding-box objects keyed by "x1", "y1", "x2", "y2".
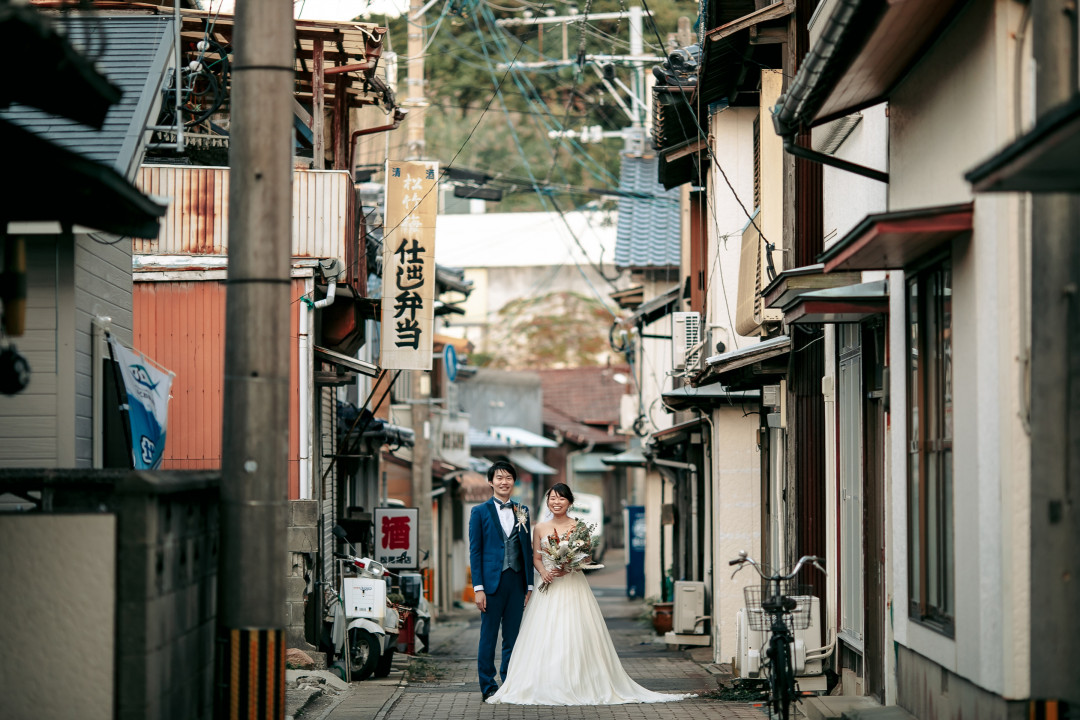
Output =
[{"x1": 486, "y1": 483, "x2": 694, "y2": 705}]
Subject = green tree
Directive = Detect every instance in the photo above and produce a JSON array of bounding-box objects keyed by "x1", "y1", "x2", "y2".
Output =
[{"x1": 362, "y1": 0, "x2": 699, "y2": 211}]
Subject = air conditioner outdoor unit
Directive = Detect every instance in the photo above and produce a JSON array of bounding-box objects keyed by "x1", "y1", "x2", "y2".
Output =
[
  {"x1": 672, "y1": 312, "x2": 701, "y2": 370},
  {"x1": 672, "y1": 581, "x2": 707, "y2": 634},
  {"x1": 735, "y1": 595, "x2": 826, "y2": 681}
]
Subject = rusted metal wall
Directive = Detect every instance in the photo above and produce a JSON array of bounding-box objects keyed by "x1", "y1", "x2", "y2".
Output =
[
  {"x1": 133, "y1": 279, "x2": 303, "y2": 499},
  {"x1": 135, "y1": 166, "x2": 352, "y2": 266}
]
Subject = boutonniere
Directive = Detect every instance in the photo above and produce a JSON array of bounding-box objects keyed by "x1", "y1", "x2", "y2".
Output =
[{"x1": 514, "y1": 504, "x2": 529, "y2": 529}]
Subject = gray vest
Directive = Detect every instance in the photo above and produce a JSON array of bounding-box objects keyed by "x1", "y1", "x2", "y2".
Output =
[{"x1": 498, "y1": 510, "x2": 523, "y2": 573}]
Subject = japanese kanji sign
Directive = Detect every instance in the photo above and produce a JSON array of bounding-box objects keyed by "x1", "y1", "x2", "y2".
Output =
[
  {"x1": 381, "y1": 160, "x2": 439, "y2": 370},
  {"x1": 374, "y1": 507, "x2": 419, "y2": 569}
]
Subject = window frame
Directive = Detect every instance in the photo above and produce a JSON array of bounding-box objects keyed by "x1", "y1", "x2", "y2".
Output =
[{"x1": 905, "y1": 251, "x2": 955, "y2": 637}]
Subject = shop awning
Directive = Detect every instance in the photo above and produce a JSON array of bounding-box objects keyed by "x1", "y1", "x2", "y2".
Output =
[
  {"x1": 762, "y1": 263, "x2": 863, "y2": 311},
  {"x1": 662, "y1": 384, "x2": 760, "y2": 411},
  {"x1": 650, "y1": 417, "x2": 704, "y2": 448},
  {"x1": 818, "y1": 203, "x2": 973, "y2": 273},
  {"x1": 783, "y1": 280, "x2": 889, "y2": 325},
  {"x1": 314, "y1": 345, "x2": 380, "y2": 378},
  {"x1": 362, "y1": 420, "x2": 415, "y2": 448},
  {"x1": 694, "y1": 335, "x2": 790, "y2": 389},
  {"x1": 772, "y1": 0, "x2": 972, "y2": 135},
  {"x1": 966, "y1": 93, "x2": 1080, "y2": 193},
  {"x1": 508, "y1": 450, "x2": 557, "y2": 476},
  {"x1": 488, "y1": 426, "x2": 558, "y2": 449},
  {"x1": 627, "y1": 285, "x2": 681, "y2": 327},
  {"x1": 602, "y1": 441, "x2": 647, "y2": 468}
]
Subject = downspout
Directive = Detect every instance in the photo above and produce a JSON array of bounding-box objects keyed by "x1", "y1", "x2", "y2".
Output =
[
  {"x1": 299, "y1": 276, "x2": 312, "y2": 499},
  {"x1": 653, "y1": 457, "x2": 699, "y2": 583},
  {"x1": 771, "y1": 0, "x2": 888, "y2": 184},
  {"x1": 348, "y1": 108, "x2": 408, "y2": 176}
]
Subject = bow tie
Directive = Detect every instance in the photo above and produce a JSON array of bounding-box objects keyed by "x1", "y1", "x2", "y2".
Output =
[{"x1": 496, "y1": 499, "x2": 514, "y2": 510}]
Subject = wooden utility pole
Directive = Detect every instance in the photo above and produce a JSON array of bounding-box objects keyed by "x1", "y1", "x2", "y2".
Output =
[
  {"x1": 215, "y1": 0, "x2": 293, "y2": 716},
  {"x1": 1029, "y1": 0, "x2": 1080, "y2": 705},
  {"x1": 405, "y1": 0, "x2": 427, "y2": 160},
  {"x1": 405, "y1": 0, "x2": 433, "y2": 597}
]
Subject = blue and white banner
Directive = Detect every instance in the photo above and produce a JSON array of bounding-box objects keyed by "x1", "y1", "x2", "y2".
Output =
[{"x1": 108, "y1": 337, "x2": 174, "y2": 470}]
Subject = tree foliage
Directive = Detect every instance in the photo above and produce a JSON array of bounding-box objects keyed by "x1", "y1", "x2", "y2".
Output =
[{"x1": 360, "y1": 0, "x2": 699, "y2": 212}]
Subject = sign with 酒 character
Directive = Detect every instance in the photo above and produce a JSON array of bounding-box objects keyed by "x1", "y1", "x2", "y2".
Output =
[
  {"x1": 374, "y1": 507, "x2": 419, "y2": 569},
  {"x1": 381, "y1": 160, "x2": 439, "y2": 370}
]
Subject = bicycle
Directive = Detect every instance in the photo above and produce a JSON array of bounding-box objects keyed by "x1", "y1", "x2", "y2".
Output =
[{"x1": 729, "y1": 551, "x2": 826, "y2": 720}]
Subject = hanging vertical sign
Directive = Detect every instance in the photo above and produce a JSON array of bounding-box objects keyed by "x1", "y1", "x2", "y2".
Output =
[
  {"x1": 374, "y1": 507, "x2": 420, "y2": 569},
  {"x1": 107, "y1": 336, "x2": 174, "y2": 469},
  {"x1": 381, "y1": 160, "x2": 439, "y2": 370}
]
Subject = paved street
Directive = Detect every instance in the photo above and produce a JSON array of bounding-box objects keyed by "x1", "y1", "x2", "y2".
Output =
[{"x1": 311, "y1": 551, "x2": 766, "y2": 720}]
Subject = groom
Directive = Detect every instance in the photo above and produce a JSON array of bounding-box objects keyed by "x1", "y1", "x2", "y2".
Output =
[{"x1": 469, "y1": 460, "x2": 533, "y2": 700}]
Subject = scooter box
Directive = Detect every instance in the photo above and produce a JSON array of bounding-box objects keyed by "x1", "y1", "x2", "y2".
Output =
[{"x1": 343, "y1": 577, "x2": 387, "y2": 621}]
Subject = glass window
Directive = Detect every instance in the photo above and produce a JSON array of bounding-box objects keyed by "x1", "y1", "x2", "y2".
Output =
[{"x1": 906, "y1": 257, "x2": 954, "y2": 635}]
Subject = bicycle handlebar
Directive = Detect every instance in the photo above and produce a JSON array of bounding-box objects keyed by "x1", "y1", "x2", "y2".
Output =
[{"x1": 728, "y1": 553, "x2": 826, "y2": 580}]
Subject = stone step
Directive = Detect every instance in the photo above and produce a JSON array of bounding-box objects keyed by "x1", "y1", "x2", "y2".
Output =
[{"x1": 800, "y1": 696, "x2": 916, "y2": 720}]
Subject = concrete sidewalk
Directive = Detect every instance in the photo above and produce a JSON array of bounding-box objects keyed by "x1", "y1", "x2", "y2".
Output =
[{"x1": 298, "y1": 551, "x2": 767, "y2": 720}]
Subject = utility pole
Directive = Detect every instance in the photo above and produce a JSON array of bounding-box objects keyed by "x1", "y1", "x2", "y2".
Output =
[
  {"x1": 215, "y1": 0, "x2": 293, "y2": 717},
  {"x1": 405, "y1": 0, "x2": 427, "y2": 160},
  {"x1": 1029, "y1": 0, "x2": 1080, "y2": 705},
  {"x1": 405, "y1": 0, "x2": 434, "y2": 600}
]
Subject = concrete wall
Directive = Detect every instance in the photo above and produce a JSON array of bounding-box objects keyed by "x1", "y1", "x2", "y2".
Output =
[
  {"x1": 708, "y1": 405, "x2": 762, "y2": 664},
  {"x1": 887, "y1": 0, "x2": 1032, "y2": 707},
  {"x1": 0, "y1": 514, "x2": 115, "y2": 720}
]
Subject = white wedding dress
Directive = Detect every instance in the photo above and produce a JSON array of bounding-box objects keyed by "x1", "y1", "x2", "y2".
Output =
[{"x1": 486, "y1": 552, "x2": 694, "y2": 705}]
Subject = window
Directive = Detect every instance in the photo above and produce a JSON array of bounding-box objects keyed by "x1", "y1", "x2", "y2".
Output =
[{"x1": 906, "y1": 256, "x2": 954, "y2": 634}]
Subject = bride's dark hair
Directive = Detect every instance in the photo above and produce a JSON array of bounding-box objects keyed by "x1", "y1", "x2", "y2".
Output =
[{"x1": 547, "y1": 483, "x2": 574, "y2": 505}]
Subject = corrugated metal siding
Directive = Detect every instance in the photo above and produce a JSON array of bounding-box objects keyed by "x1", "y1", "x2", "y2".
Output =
[
  {"x1": 134, "y1": 281, "x2": 226, "y2": 469},
  {"x1": 133, "y1": 279, "x2": 303, "y2": 484},
  {"x1": 0, "y1": 240, "x2": 59, "y2": 467},
  {"x1": 135, "y1": 166, "x2": 351, "y2": 263},
  {"x1": 320, "y1": 386, "x2": 336, "y2": 583}
]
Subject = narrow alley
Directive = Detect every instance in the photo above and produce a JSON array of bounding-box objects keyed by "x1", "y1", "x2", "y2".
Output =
[{"x1": 315, "y1": 551, "x2": 764, "y2": 720}]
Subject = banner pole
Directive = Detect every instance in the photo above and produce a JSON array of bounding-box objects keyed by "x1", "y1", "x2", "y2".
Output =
[{"x1": 104, "y1": 333, "x2": 135, "y2": 470}]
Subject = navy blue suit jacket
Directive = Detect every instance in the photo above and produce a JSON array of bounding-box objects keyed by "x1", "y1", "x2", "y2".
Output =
[{"x1": 469, "y1": 499, "x2": 533, "y2": 595}]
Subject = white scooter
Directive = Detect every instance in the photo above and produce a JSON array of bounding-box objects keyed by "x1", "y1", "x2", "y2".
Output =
[{"x1": 328, "y1": 529, "x2": 399, "y2": 681}]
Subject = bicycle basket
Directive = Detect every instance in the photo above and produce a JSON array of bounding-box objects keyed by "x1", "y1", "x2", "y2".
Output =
[{"x1": 743, "y1": 580, "x2": 814, "y2": 631}]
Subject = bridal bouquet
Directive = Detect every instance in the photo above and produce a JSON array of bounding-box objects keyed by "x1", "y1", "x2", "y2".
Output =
[{"x1": 537, "y1": 520, "x2": 600, "y2": 593}]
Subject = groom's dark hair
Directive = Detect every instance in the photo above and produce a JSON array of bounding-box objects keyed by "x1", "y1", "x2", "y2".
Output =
[{"x1": 487, "y1": 460, "x2": 517, "y2": 483}]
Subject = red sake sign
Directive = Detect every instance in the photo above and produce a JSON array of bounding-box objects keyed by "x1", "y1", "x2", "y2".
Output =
[{"x1": 374, "y1": 507, "x2": 419, "y2": 569}]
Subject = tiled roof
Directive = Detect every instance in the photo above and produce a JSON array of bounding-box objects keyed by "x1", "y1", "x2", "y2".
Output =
[
  {"x1": 538, "y1": 366, "x2": 630, "y2": 446},
  {"x1": 614, "y1": 155, "x2": 682, "y2": 269},
  {"x1": 1, "y1": 15, "x2": 174, "y2": 179}
]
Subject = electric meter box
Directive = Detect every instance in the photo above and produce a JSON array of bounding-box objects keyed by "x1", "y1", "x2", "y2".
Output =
[{"x1": 343, "y1": 577, "x2": 386, "y2": 621}]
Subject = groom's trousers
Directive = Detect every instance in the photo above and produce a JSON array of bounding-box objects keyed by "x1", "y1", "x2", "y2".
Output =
[{"x1": 477, "y1": 566, "x2": 526, "y2": 695}]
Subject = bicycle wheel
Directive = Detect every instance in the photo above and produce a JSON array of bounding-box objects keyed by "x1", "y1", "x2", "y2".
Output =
[{"x1": 769, "y1": 634, "x2": 793, "y2": 720}]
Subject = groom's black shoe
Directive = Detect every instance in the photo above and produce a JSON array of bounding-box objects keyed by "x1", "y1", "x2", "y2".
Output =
[{"x1": 482, "y1": 691, "x2": 495, "y2": 702}]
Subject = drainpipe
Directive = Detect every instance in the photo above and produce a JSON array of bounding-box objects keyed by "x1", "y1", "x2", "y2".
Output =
[
  {"x1": 348, "y1": 108, "x2": 408, "y2": 177},
  {"x1": 652, "y1": 457, "x2": 699, "y2": 583},
  {"x1": 771, "y1": 0, "x2": 888, "y2": 183},
  {"x1": 312, "y1": 259, "x2": 343, "y2": 309}
]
